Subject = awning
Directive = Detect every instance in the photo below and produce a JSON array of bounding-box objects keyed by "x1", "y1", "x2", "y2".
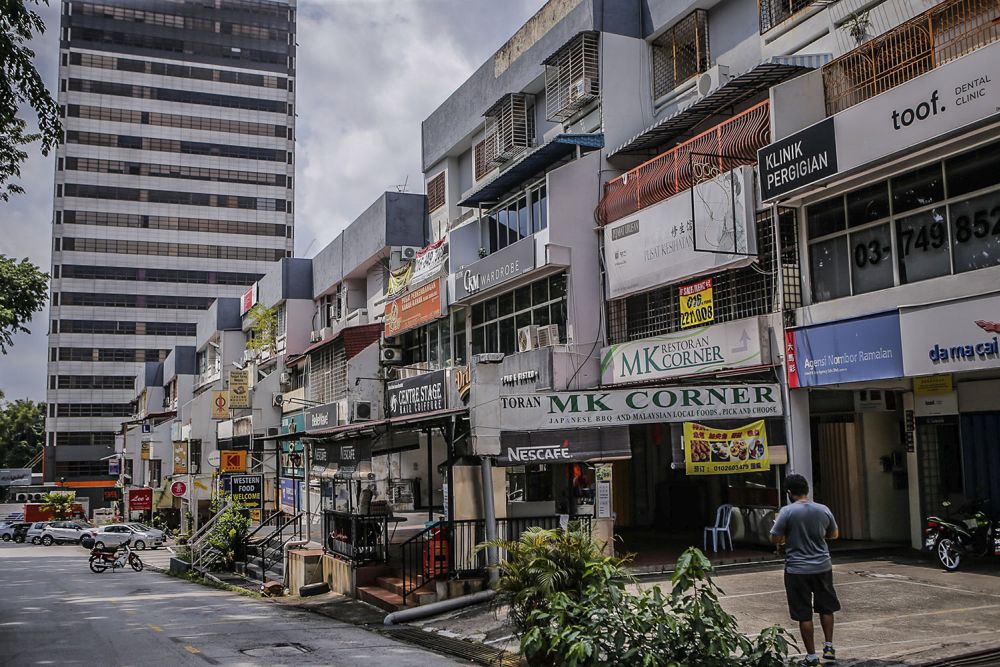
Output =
[
  {"x1": 496, "y1": 426, "x2": 632, "y2": 466},
  {"x1": 459, "y1": 133, "x2": 604, "y2": 207},
  {"x1": 609, "y1": 54, "x2": 831, "y2": 158}
]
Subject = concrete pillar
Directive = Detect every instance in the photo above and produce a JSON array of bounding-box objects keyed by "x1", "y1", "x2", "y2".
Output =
[
  {"x1": 787, "y1": 389, "x2": 813, "y2": 488},
  {"x1": 904, "y1": 392, "x2": 922, "y2": 550}
]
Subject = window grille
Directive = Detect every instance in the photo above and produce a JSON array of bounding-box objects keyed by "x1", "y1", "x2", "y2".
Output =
[
  {"x1": 758, "y1": 0, "x2": 815, "y2": 34},
  {"x1": 309, "y1": 341, "x2": 347, "y2": 405},
  {"x1": 607, "y1": 208, "x2": 800, "y2": 343},
  {"x1": 427, "y1": 171, "x2": 446, "y2": 213},
  {"x1": 484, "y1": 93, "x2": 534, "y2": 166},
  {"x1": 651, "y1": 10, "x2": 710, "y2": 101},
  {"x1": 543, "y1": 31, "x2": 600, "y2": 122},
  {"x1": 474, "y1": 139, "x2": 490, "y2": 181},
  {"x1": 822, "y1": 0, "x2": 999, "y2": 115}
]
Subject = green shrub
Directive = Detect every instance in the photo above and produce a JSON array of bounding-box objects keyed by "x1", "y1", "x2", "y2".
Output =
[{"x1": 483, "y1": 528, "x2": 794, "y2": 666}]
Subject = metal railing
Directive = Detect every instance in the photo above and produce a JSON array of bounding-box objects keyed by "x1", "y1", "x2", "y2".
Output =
[
  {"x1": 246, "y1": 510, "x2": 304, "y2": 582},
  {"x1": 323, "y1": 511, "x2": 389, "y2": 565},
  {"x1": 759, "y1": 0, "x2": 817, "y2": 34},
  {"x1": 186, "y1": 497, "x2": 232, "y2": 572},
  {"x1": 823, "y1": 0, "x2": 1000, "y2": 115},
  {"x1": 596, "y1": 101, "x2": 770, "y2": 226}
]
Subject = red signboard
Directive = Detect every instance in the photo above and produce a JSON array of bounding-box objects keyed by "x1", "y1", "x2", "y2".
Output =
[
  {"x1": 384, "y1": 279, "x2": 443, "y2": 337},
  {"x1": 784, "y1": 330, "x2": 800, "y2": 389},
  {"x1": 170, "y1": 480, "x2": 187, "y2": 497},
  {"x1": 240, "y1": 283, "x2": 257, "y2": 315},
  {"x1": 128, "y1": 487, "x2": 153, "y2": 511}
]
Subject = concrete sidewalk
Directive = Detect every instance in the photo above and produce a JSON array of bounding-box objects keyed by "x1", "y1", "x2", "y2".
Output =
[{"x1": 407, "y1": 554, "x2": 1000, "y2": 665}]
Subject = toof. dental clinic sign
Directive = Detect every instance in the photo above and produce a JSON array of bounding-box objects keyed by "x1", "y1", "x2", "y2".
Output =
[
  {"x1": 759, "y1": 39, "x2": 1000, "y2": 202},
  {"x1": 600, "y1": 317, "x2": 764, "y2": 385}
]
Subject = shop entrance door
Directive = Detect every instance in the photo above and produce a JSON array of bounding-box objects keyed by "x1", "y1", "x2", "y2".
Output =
[
  {"x1": 959, "y1": 413, "x2": 1000, "y2": 517},
  {"x1": 813, "y1": 421, "x2": 868, "y2": 540},
  {"x1": 916, "y1": 416, "x2": 963, "y2": 520}
]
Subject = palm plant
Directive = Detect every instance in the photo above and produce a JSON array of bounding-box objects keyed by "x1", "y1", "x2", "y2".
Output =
[{"x1": 40, "y1": 491, "x2": 75, "y2": 519}]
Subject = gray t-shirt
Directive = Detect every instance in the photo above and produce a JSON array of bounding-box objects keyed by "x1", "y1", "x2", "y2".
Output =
[{"x1": 770, "y1": 500, "x2": 838, "y2": 574}]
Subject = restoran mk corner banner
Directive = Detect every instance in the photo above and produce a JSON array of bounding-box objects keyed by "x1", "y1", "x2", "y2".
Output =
[
  {"x1": 603, "y1": 165, "x2": 757, "y2": 300},
  {"x1": 497, "y1": 384, "x2": 781, "y2": 432},
  {"x1": 683, "y1": 420, "x2": 769, "y2": 475}
]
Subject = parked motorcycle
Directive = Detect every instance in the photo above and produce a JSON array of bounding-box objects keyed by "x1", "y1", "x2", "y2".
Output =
[
  {"x1": 89, "y1": 540, "x2": 143, "y2": 573},
  {"x1": 923, "y1": 500, "x2": 1000, "y2": 571}
]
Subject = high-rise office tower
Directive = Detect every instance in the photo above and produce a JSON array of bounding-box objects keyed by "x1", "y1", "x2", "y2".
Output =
[{"x1": 45, "y1": 0, "x2": 296, "y2": 497}]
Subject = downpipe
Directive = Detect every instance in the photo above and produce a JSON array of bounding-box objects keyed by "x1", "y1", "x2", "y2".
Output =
[
  {"x1": 281, "y1": 538, "x2": 310, "y2": 590},
  {"x1": 383, "y1": 589, "x2": 496, "y2": 626}
]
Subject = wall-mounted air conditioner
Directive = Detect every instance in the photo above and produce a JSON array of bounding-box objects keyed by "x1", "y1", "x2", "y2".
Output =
[
  {"x1": 265, "y1": 426, "x2": 280, "y2": 438},
  {"x1": 272, "y1": 393, "x2": 284, "y2": 408},
  {"x1": 350, "y1": 401, "x2": 372, "y2": 422},
  {"x1": 517, "y1": 325, "x2": 539, "y2": 352},
  {"x1": 380, "y1": 346, "x2": 403, "y2": 364},
  {"x1": 309, "y1": 330, "x2": 321, "y2": 343},
  {"x1": 569, "y1": 77, "x2": 595, "y2": 101},
  {"x1": 537, "y1": 324, "x2": 560, "y2": 348},
  {"x1": 320, "y1": 327, "x2": 332, "y2": 339},
  {"x1": 696, "y1": 64, "x2": 730, "y2": 99},
  {"x1": 279, "y1": 371, "x2": 291, "y2": 387}
]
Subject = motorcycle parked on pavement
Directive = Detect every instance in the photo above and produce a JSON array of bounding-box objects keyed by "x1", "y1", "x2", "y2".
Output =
[
  {"x1": 89, "y1": 539, "x2": 143, "y2": 573},
  {"x1": 923, "y1": 500, "x2": 1000, "y2": 571}
]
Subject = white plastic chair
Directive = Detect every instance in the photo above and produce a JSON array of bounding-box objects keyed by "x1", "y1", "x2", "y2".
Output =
[{"x1": 703, "y1": 504, "x2": 734, "y2": 553}]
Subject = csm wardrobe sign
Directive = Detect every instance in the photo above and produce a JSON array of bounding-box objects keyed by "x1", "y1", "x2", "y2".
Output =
[
  {"x1": 900, "y1": 292, "x2": 1000, "y2": 377},
  {"x1": 759, "y1": 39, "x2": 1000, "y2": 202},
  {"x1": 453, "y1": 236, "x2": 536, "y2": 300}
]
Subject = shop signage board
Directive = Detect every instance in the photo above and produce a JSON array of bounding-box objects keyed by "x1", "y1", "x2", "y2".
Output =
[
  {"x1": 281, "y1": 412, "x2": 305, "y2": 435},
  {"x1": 172, "y1": 441, "x2": 188, "y2": 475},
  {"x1": 387, "y1": 369, "x2": 446, "y2": 418},
  {"x1": 497, "y1": 427, "x2": 631, "y2": 465},
  {"x1": 279, "y1": 478, "x2": 301, "y2": 513},
  {"x1": 128, "y1": 487, "x2": 152, "y2": 512},
  {"x1": 495, "y1": 383, "x2": 782, "y2": 432},
  {"x1": 603, "y1": 166, "x2": 756, "y2": 300},
  {"x1": 0, "y1": 468, "x2": 31, "y2": 486},
  {"x1": 230, "y1": 474, "x2": 263, "y2": 509},
  {"x1": 311, "y1": 441, "x2": 372, "y2": 466},
  {"x1": 679, "y1": 278, "x2": 714, "y2": 329},
  {"x1": 786, "y1": 312, "x2": 904, "y2": 388},
  {"x1": 453, "y1": 236, "x2": 536, "y2": 300},
  {"x1": 683, "y1": 420, "x2": 770, "y2": 475},
  {"x1": 280, "y1": 442, "x2": 305, "y2": 478},
  {"x1": 386, "y1": 239, "x2": 448, "y2": 298},
  {"x1": 170, "y1": 480, "x2": 187, "y2": 497},
  {"x1": 211, "y1": 391, "x2": 230, "y2": 420},
  {"x1": 387, "y1": 263, "x2": 413, "y2": 297},
  {"x1": 108, "y1": 458, "x2": 120, "y2": 476},
  {"x1": 600, "y1": 317, "x2": 763, "y2": 385},
  {"x1": 228, "y1": 370, "x2": 250, "y2": 409},
  {"x1": 914, "y1": 374, "x2": 953, "y2": 395},
  {"x1": 384, "y1": 278, "x2": 445, "y2": 337},
  {"x1": 305, "y1": 403, "x2": 338, "y2": 432},
  {"x1": 140, "y1": 441, "x2": 151, "y2": 461},
  {"x1": 220, "y1": 450, "x2": 246, "y2": 473},
  {"x1": 240, "y1": 283, "x2": 257, "y2": 316},
  {"x1": 759, "y1": 40, "x2": 1000, "y2": 202},
  {"x1": 104, "y1": 488, "x2": 122, "y2": 502},
  {"x1": 900, "y1": 292, "x2": 1000, "y2": 377}
]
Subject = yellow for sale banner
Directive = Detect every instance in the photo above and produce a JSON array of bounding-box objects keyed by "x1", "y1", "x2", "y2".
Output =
[
  {"x1": 684, "y1": 420, "x2": 769, "y2": 475},
  {"x1": 679, "y1": 278, "x2": 714, "y2": 329}
]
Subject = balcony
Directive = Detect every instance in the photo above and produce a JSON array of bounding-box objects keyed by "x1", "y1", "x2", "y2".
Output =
[
  {"x1": 195, "y1": 364, "x2": 221, "y2": 388},
  {"x1": 822, "y1": 0, "x2": 1000, "y2": 115},
  {"x1": 759, "y1": 0, "x2": 827, "y2": 34}
]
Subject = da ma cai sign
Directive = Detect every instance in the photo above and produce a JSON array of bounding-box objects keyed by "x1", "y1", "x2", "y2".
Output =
[{"x1": 497, "y1": 384, "x2": 781, "y2": 431}]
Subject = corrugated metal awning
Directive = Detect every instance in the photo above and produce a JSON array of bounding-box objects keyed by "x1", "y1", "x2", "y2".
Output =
[
  {"x1": 609, "y1": 54, "x2": 832, "y2": 158},
  {"x1": 459, "y1": 133, "x2": 604, "y2": 207}
]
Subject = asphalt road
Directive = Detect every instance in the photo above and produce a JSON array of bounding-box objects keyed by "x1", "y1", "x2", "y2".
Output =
[{"x1": 0, "y1": 542, "x2": 463, "y2": 666}]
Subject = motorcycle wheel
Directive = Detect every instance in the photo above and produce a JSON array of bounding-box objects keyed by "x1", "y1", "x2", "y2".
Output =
[
  {"x1": 89, "y1": 558, "x2": 108, "y2": 574},
  {"x1": 130, "y1": 555, "x2": 144, "y2": 572},
  {"x1": 936, "y1": 537, "x2": 961, "y2": 571}
]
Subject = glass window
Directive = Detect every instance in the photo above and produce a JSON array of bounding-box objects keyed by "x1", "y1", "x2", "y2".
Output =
[
  {"x1": 950, "y1": 190, "x2": 1000, "y2": 274},
  {"x1": 810, "y1": 237, "x2": 850, "y2": 301},
  {"x1": 499, "y1": 317, "x2": 516, "y2": 353},
  {"x1": 549, "y1": 274, "x2": 567, "y2": 300},
  {"x1": 849, "y1": 224, "x2": 893, "y2": 294},
  {"x1": 518, "y1": 197, "x2": 529, "y2": 238},
  {"x1": 484, "y1": 298, "x2": 498, "y2": 321},
  {"x1": 485, "y1": 322, "x2": 498, "y2": 352},
  {"x1": 498, "y1": 291, "x2": 514, "y2": 317},
  {"x1": 896, "y1": 208, "x2": 950, "y2": 284},
  {"x1": 846, "y1": 182, "x2": 890, "y2": 227},
  {"x1": 806, "y1": 197, "x2": 846, "y2": 239},
  {"x1": 892, "y1": 163, "x2": 944, "y2": 214},
  {"x1": 514, "y1": 285, "x2": 531, "y2": 311},
  {"x1": 531, "y1": 279, "x2": 548, "y2": 305},
  {"x1": 496, "y1": 208, "x2": 508, "y2": 249},
  {"x1": 945, "y1": 140, "x2": 1000, "y2": 198}
]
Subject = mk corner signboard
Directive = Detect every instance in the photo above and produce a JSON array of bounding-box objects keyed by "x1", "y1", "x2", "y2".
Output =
[
  {"x1": 496, "y1": 384, "x2": 782, "y2": 432},
  {"x1": 600, "y1": 317, "x2": 764, "y2": 385},
  {"x1": 603, "y1": 166, "x2": 757, "y2": 300},
  {"x1": 759, "y1": 39, "x2": 1000, "y2": 202},
  {"x1": 453, "y1": 235, "x2": 536, "y2": 301},
  {"x1": 900, "y1": 292, "x2": 1000, "y2": 377}
]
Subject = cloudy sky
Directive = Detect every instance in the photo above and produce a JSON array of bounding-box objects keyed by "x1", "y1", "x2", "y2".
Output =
[{"x1": 0, "y1": 0, "x2": 544, "y2": 402}]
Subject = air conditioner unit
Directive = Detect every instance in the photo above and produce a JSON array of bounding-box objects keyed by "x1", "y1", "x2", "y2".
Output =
[
  {"x1": 309, "y1": 330, "x2": 321, "y2": 343},
  {"x1": 345, "y1": 308, "x2": 368, "y2": 326},
  {"x1": 272, "y1": 393, "x2": 284, "y2": 408},
  {"x1": 568, "y1": 77, "x2": 594, "y2": 101},
  {"x1": 517, "y1": 325, "x2": 539, "y2": 352},
  {"x1": 265, "y1": 426, "x2": 280, "y2": 438},
  {"x1": 279, "y1": 371, "x2": 291, "y2": 386},
  {"x1": 351, "y1": 400, "x2": 372, "y2": 422},
  {"x1": 537, "y1": 324, "x2": 560, "y2": 347},
  {"x1": 696, "y1": 64, "x2": 731, "y2": 98},
  {"x1": 16, "y1": 493, "x2": 27, "y2": 502},
  {"x1": 380, "y1": 346, "x2": 403, "y2": 364},
  {"x1": 400, "y1": 246, "x2": 420, "y2": 261},
  {"x1": 328, "y1": 304, "x2": 340, "y2": 321},
  {"x1": 321, "y1": 327, "x2": 333, "y2": 339},
  {"x1": 336, "y1": 398, "x2": 349, "y2": 424},
  {"x1": 382, "y1": 335, "x2": 399, "y2": 348},
  {"x1": 242, "y1": 349, "x2": 256, "y2": 363}
]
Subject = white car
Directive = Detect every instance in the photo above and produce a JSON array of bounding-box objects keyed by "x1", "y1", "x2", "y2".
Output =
[
  {"x1": 85, "y1": 524, "x2": 163, "y2": 550},
  {"x1": 39, "y1": 521, "x2": 88, "y2": 545},
  {"x1": 127, "y1": 523, "x2": 166, "y2": 546},
  {"x1": 0, "y1": 522, "x2": 13, "y2": 541},
  {"x1": 26, "y1": 522, "x2": 51, "y2": 544}
]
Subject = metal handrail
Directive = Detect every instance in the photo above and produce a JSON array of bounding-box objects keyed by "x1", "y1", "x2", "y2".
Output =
[
  {"x1": 245, "y1": 509, "x2": 287, "y2": 543},
  {"x1": 251, "y1": 511, "x2": 304, "y2": 583},
  {"x1": 186, "y1": 498, "x2": 232, "y2": 565},
  {"x1": 323, "y1": 511, "x2": 389, "y2": 565}
]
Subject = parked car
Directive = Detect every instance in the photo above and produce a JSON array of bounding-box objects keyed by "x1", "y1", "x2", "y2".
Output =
[
  {"x1": 127, "y1": 523, "x2": 166, "y2": 547},
  {"x1": 10, "y1": 522, "x2": 31, "y2": 543},
  {"x1": 0, "y1": 522, "x2": 14, "y2": 541},
  {"x1": 40, "y1": 521, "x2": 89, "y2": 545},
  {"x1": 84, "y1": 524, "x2": 163, "y2": 550},
  {"x1": 26, "y1": 521, "x2": 51, "y2": 545}
]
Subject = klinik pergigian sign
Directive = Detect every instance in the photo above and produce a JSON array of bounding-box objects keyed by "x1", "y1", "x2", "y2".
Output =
[{"x1": 497, "y1": 384, "x2": 782, "y2": 431}]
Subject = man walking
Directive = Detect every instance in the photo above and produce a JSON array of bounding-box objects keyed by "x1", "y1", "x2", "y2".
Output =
[{"x1": 770, "y1": 474, "x2": 840, "y2": 665}]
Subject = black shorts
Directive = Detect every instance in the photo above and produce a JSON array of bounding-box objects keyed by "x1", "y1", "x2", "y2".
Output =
[{"x1": 784, "y1": 570, "x2": 841, "y2": 622}]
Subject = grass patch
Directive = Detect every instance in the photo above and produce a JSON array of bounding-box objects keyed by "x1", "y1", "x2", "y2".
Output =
[{"x1": 166, "y1": 568, "x2": 265, "y2": 600}]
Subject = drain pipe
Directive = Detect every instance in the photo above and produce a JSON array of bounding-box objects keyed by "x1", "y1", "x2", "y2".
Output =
[
  {"x1": 282, "y1": 538, "x2": 310, "y2": 590},
  {"x1": 384, "y1": 589, "x2": 495, "y2": 626},
  {"x1": 480, "y1": 456, "x2": 500, "y2": 584}
]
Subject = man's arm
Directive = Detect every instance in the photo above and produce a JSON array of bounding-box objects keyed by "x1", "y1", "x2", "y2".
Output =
[
  {"x1": 825, "y1": 509, "x2": 840, "y2": 540},
  {"x1": 769, "y1": 507, "x2": 786, "y2": 545}
]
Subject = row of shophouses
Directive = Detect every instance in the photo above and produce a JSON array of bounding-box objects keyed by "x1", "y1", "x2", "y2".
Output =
[{"x1": 118, "y1": 0, "x2": 1000, "y2": 601}]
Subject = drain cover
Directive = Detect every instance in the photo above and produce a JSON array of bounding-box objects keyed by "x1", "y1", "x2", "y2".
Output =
[{"x1": 240, "y1": 643, "x2": 313, "y2": 657}]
